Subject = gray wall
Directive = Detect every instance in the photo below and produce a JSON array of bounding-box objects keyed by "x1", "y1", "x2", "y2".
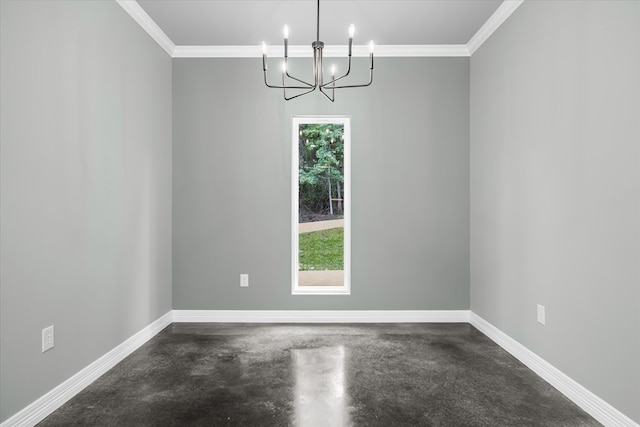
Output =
[
  {"x1": 0, "y1": 1, "x2": 172, "y2": 422},
  {"x1": 470, "y1": 1, "x2": 640, "y2": 423},
  {"x1": 172, "y1": 57, "x2": 470, "y2": 310}
]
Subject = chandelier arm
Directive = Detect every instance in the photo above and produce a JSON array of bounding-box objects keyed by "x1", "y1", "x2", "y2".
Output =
[
  {"x1": 320, "y1": 53, "x2": 373, "y2": 89},
  {"x1": 284, "y1": 86, "x2": 318, "y2": 101},
  {"x1": 319, "y1": 47, "x2": 335, "y2": 101},
  {"x1": 322, "y1": 67, "x2": 351, "y2": 87},
  {"x1": 264, "y1": 77, "x2": 314, "y2": 90},
  {"x1": 320, "y1": 68, "x2": 373, "y2": 89},
  {"x1": 319, "y1": 85, "x2": 335, "y2": 102},
  {"x1": 333, "y1": 53, "x2": 354, "y2": 82},
  {"x1": 284, "y1": 71, "x2": 315, "y2": 88},
  {"x1": 264, "y1": 62, "x2": 314, "y2": 89},
  {"x1": 284, "y1": 57, "x2": 315, "y2": 87},
  {"x1": 283, "y1": 67, "x2": 318, "y2": 100}
]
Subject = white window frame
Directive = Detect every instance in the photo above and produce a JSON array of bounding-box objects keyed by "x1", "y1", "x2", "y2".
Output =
[{"x1": 292, "y1": 116, "x2": 351, "y2": 295}]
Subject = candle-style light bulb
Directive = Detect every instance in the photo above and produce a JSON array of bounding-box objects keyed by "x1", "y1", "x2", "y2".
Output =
[
  {"x1": 331, "y1": 64, "x2": 336, "y2": 76},
  {"x1": 347, "y1": 25, "x2": 355, "y2": 57},
  {"x1": 261, "y1": 42, "x2": 268, "y2": 71},
  {"x1": 281, "y1": 62, "x2": 287, "y2": 73},
  {"x1": 368, "y1": 41, "x2": 375, "y2": 70},
  {"x1": 283, "y1": 25, "x2": 289, "y2": 58}
]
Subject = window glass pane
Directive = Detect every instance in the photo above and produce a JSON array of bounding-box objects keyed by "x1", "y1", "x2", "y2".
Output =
[{"x1": 298, "y1": 123, "x2": 345, "y2": 287}]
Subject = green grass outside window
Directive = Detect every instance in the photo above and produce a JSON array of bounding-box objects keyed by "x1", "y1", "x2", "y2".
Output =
[{"x1": 299, "y1": 228, "x2": 344, "y2": 271}]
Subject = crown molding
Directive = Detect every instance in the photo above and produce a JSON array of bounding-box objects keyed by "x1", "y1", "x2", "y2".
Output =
[
  {"x1": 116, "y1": 0, "x2": 175, "y2": 56},
  {"x1": 118, "y1": 0, "x2": 520, "y2": 59},
  {"x1": 173, "y1": 44, "x2": 470, "y2": 58},
  {"x1": 374, "y1": 45, "x2": 470, "y2": 57},
  {"x1": 173, "y1": 45, "x2": 261, "y2": 58},
  {"x1": 467, "y1": 0, "x2": 524, "y2": 55}
]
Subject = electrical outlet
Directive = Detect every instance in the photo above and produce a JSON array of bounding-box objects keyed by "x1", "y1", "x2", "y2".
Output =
[
  {"x1": 240, "y1": 274, "x2": 249, "y2": 287},
  {"x1": 42, "y1": 325, "x2": 55, "y2": 352},
  {"x1": 537, "y1": 304, "x2": 546, "y2": 325}
]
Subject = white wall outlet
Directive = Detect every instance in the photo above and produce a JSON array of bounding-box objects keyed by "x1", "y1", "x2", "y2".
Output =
[
  {"x1": 42, "y1": 325, "x2": 55, "y2": 352},
  {"x1": 240, "y1": 274, "x2": 249, "y2": 287},
  {"x1": 537, "y1": 304, "x2": 546, "y2": 325}
]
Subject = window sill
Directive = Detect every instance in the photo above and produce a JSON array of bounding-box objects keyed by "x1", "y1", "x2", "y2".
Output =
[{"x1": 292, "y1": 286, "x2": 351, "y2": 296}]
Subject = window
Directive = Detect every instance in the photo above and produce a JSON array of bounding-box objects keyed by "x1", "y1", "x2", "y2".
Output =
[{"x1": 292, "y1": 117, "x2": 351, "y2": 295}]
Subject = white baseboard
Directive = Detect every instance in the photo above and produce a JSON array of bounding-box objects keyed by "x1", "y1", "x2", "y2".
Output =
[
  {"x1": 172, "y1": 309, "x2": 471, "y2": 323},
  {"x1": 469, "y1": 312, "x2": 639, "y2": 427},
  {"x1": 1, "y1": 311, "x2": 173, "y2": 427}
]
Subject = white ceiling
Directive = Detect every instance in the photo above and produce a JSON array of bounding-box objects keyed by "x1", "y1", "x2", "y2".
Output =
[{"x1": 135, "y1": 0, "x2": 505, "y2": 47}]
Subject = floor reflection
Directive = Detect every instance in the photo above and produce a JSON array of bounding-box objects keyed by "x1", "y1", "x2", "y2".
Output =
[{"x1": 291, "y1": 346, "x2": 350, "y2": 427}]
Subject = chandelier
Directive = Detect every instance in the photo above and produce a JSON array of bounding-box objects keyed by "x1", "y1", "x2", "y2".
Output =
[{"x1": 261, "y1": 0, "x2": 374, "y2": 102}]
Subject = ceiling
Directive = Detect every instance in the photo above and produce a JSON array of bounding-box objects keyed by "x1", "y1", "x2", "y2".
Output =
[{"x1": 135, "y1": 0, "x2": 505, "y2": 48}]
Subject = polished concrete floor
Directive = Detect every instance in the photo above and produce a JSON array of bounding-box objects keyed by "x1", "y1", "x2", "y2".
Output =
[{"x1": 38, "y1": 323, "x2": 600, "y2": 426}]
